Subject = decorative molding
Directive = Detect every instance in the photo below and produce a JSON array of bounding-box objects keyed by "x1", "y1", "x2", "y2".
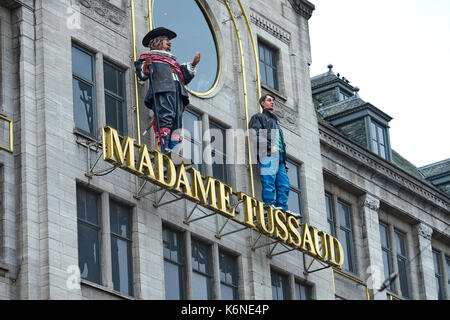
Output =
[
  {"x1": 319, "y1": 124, "x2": 450, "y2": 212},
  {"x1": 75, "y1": 0, "x2": 127, "y2": 36},
  {"x1": 249, "y1": 10, "x2": 291, "y2": 43},
  {"x1": 288, "y1": 0, "x2": 315, "y2": 20},
  {"x1": 273, "y1": 101, "x2": 297, "y2": 132},
  {"x1": 418, "y1": 223, "x2": 433, "y2": 241}
]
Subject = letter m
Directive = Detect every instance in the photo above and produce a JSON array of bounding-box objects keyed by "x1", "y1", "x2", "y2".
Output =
[{"x1": 102, "y1": 126, "x2": 136, "y2": 172}]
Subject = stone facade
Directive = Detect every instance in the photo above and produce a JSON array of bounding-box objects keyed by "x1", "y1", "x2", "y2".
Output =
[{"x1": 0, "y1": 0, "x2": 448, "y2": 301}]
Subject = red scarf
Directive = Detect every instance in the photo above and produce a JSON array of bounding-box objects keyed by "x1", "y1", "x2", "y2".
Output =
[{"x1": 139, "y1": 53, "x2": 185, "y2": 84}]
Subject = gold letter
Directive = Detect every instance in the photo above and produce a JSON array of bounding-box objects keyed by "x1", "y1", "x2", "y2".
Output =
[
  {"x1": 300, "y1": 223, "x2": 318, "y2": 257},
  {"x1": 103, "y1": 126, "x2": 136, "y2": 172},
  {"x1": 152, "y1": 150, "x2": 176, "y2": 188},
  {"x1": 174, "y1": 164, "x2": 193, "y2": 198},
  {"x1": 312, "y1": 228, "x2": 328, "y2": 260},
  {"x1": 274, "y1": 209, "x2": 289, "y2": 242},
  {"x1": 188, "y1": 168, "x2": 218, "y2": 209},
  {"x1": 255, "y1": 204, "x2": 275, "y2": 235},
  {"x1": 287, "y1": 216, "x2": 301, "y2": 246},
  {"x1": 238, "y1": 192, "x2": 257, "y2": 229},
  {"x1": 137, "y1": 144, "x2": 155, "y2": 180},
  {"x1": 216, "y1": 181, "x2": 235, "y2": 218}
]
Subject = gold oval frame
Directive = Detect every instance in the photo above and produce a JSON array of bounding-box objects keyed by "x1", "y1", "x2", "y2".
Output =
[{"x1": 148, "y1": 0, "x2": 222, "y2": 97}]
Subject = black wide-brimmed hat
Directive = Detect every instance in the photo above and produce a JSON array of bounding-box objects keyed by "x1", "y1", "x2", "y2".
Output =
[{"x1": 142, "y1": 27, "x2": 177, "y2": 47}]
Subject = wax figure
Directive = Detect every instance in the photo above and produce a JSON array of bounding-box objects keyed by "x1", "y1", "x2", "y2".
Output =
[
  {"x1": 249, "y1": 94, "x2": 292, "y2": 212},
  {"x1": 135, "y1": 27, "x2": 200, "y2": 153}
]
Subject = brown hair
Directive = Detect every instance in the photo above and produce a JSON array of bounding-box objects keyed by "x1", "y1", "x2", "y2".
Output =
[{"x1": 149, "y1": 36, "x2": 165, "y2": 50}]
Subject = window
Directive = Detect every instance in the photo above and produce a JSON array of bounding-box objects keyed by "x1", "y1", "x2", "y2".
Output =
[
  {"x1": 104, "y1": 62, "x2": 127, "y2": 136},
  {"x1": 295, "y1": 281, "x2": 312, "y2": 300},
  {"x1": 182, "y1": 110, "x2": 204, "y2": 174},
  {"x1": 370, "y1": 121, "x2": 388, "y2": 160},
  {"x1": 192, "y1": 239, "x2": 212, "y2": 300},
  {"x1": 325, "y1": 193, "x2": 335, "y2": 236},
  {"x1": 258, "y1": 42, "x2": 279, "y2": 91},
  {"x1": 76, "y1": 186, "x2": 101, "y2": 285},
  {"x1": 446, "y1": 256, "x2": 450, "y2": 295},
  {"x1": 110, "y1": 200, "x2": 133, "y2": 296},
  {"x1": 271, "y1": 269, "x2": 288, "y2": 300},
  {"x1": 433, "y1": 250, "x2": 444, "y2": 300},
  {"x1": 209, "y1": 121, "x2": 229, "y2": 184},
  {"x1": 394, "y1": 229, "x2": 411, "y2": 299},
  {"x1": 286, "y1": 160, "x2": 303, "y2": 216},
  {"x1": 379, "y1": 223, "x2": 395, "y2": 292},
  {"x1": 163, "y1": 227, "x2": 185, "y2": 300},
  {"x1": 338, "y1": 201, "x2": 356, "y2": 273},
  {"x1": 153, "y1": 0, "x2": 220, "y2": 93},
  {"x1": 72, "y1": 45, "x2": 96, "y2": 137},
  {"x1": 219, "y1": 251, "x2": 238, "y2": 300}
]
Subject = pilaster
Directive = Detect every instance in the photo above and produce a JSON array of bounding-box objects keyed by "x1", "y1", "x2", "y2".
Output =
[{"x1": 415, "y1": 223, "x2": 437, "y2": 299}]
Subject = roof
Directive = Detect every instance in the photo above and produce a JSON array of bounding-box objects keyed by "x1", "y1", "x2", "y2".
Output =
[{"x1": 419, "y1": 159, "x2": 450, "y2": 179}]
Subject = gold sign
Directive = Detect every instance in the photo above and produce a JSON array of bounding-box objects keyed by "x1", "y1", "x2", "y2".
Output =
[{"x1": 102, "y1": 126, "x2": 344, "y2": 269}]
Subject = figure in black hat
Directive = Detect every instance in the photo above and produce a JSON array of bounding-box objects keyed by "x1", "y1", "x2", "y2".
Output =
[{"x1": 135, "y1": 27, "x2": 200, "y2": 153}]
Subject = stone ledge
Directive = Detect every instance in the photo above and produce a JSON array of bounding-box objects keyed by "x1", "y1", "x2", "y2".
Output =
[
  {"x1": 81, "y1": 279, "x2": 136, "y2": 300},
  {"x1": 288, "y1": 0, "x2": 315, "y2": 20}
]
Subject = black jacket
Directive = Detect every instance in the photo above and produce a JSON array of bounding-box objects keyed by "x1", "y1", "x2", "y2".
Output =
[
  {"x1": 248, "y1": 109, "x2": 287, "y2": 163},
  {"x1": 135, "y1": 60, "x2": 194, "y2": 107}
]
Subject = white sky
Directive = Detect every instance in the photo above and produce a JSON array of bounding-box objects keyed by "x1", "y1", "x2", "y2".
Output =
[{"x1": 308, "y1": 0, "x2": 450, "y2": 168}]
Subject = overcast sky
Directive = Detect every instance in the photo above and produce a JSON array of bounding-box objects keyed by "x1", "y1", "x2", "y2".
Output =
[{"x1": 308, "y1": 0, "x2": 450, "y2": 168}]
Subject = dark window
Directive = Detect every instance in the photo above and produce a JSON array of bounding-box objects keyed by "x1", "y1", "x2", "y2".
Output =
[
  {"x1": 209, "y1": 121, "x2": 229, "y2": 184},
  {"x1": 182, "y1": 110, "x2": 204, "y2": 174},
  {"x1": 271, "y1": 269, "x2": 288, "y2": 300},
  {"x1": 153, "y1": 0, "x2": 219, "y2": 93},
  {"x1": 163, "y1": 227, "x2": 185, "y2": 300},
  {"x1": 219, "y1": 251, "x2": 238, "y2": 300},
  {"x1": 447, "y1": 256, "x2": 450, "y2": 296},
  {"x1": 192, "y1": 239, "x2": 212, "y2": 300},
  {"x1": 104, "y1": 62, "x2": 127, "y2": 136},
  {"x1": 286, "y1": 160, "x2": 303, "y2": 216},
  {"x1": 370, "y1": 121, "x2": 388, "y2": 160},
  {"x1": 325, "y1": 193, "x2": 335, "y2": 236},
  {"x1": 338, "y1": 201, "x2": 356, "y2": 273},
  {"x1": 110, "y1": 200, "x2": 133, "y2": 296},
  {"x1": 72, "y1": 45, "x2": 96, "y2": 137},
  {"x1": 76, "y1": 186, "x2": 101, "y2": 285},
  {"x1": 379, "y1": 222, "x2": 395, "y2": 292},
  {"x1": 432, "y1": 250, "x2": 444, "y2": 300},
  {"x1": 258, "y1": 42, "x2": 279, "y2": 90},
  {"x1": 295, "y1": 281, "x2": 312, "y2": 300},
  {"x1": 394, "y1": 230, "x2": 411, "y2": 299}
]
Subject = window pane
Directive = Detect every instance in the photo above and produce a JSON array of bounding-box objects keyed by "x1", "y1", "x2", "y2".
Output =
[
  {"x1": 286, "y1": 161, "x2": 299, "y2": 188},
  {"x1": 111, "y1": 236, "x2": 133, "y2": 296},
  {"x1": 287, "y1": 191, "x2": 300, "y2": 215},
  {"x1": 73, "y1": 78, "x2": 95, "y2": 136},
  {"x1": 397, "y1": 257, "x2": 410, "y2": 298},
  {"x1": 72, "y1": 46, "x2": 93, "y2": 81},
  {"x1": 110, "y1": 200, "x2": 131, "y2": 239},
  {"x1": 382, "y1": 250, "x2": 395, "y2": 292},
  {"x1": 76, "y1": 186, "x2": 99, "y2": 225},
  {"x1": 377, "y1": 126, "x2": 385, "y2": 144},
  {"x1": 193, "y1": 272, "x2": 211, "y2": 300},
  {"x1": 164, "y1": 260, "x2": 184, "y2": 300},
  {"x1": 163, "y1": 227, "x2": 182, "y2": 263},
  {"x1": 105, "y1": 94, "x2": 126, "y2": 135},
  {"x1": 340, "y1": 229, "x2": 354, "y2": 273},
  {"x1": 325, "y1": 194, "x2": 335, "y2": 236},
  {"x1": 77, "y1": 223, "x2": 101, "y2": 284},
  {"x1": 219, "y1": 251, "x2": 237, "y2": 285},
  {"x1": 271, "y1": 270, "x2": 287, "y2": 300},
  {"x1": 104, "y1": 63, "x2": 124, "y2": 96},
  {"x1": 338, "y1": 202, "x2": 351, "y2": 228},
  {"x1": 447, "y1": 257, "x2": 450, "y2": 293},
  {"x1": 221, "y1": 284, "x2": 237, "y2": 300},
  {"x1": 394, "y1": 231, "x2": 407, "y2": 257},
  {"x1": 379, "y1": 223, "x2": 389, "y2": 248},
  {"x1": 295, "y1": 282, "x2": 312, "y2": 300},
  {"x1": 153, "y1": 0, "x2": 219, "y2": 93},
  {"x1": 192, "y1": 240, "x2": 210, "y2": 274}
]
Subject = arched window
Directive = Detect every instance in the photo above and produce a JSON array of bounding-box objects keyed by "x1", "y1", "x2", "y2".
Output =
[{"x1": 153, "y1": 0, "x2": 220, "y2": 95}]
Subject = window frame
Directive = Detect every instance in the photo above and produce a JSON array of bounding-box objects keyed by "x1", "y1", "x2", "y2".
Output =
[
  {"x1": 295, "y1": 280, "x2": 313, "y2": 300},
  {"x1": 337, "y1": 200, "x2": 356, "y2": 274},
  {"x1": 258, "y1": 41, "x2": 279, "y2": 91},
  {"x1": 270, "y1": 269, "x2": 289, "y2": 300},
  {"x1": 369, "y1": 120, "x2": 389, "y2": 160},
  {"x1": 394, "y1": 229, "x2": 412, "y2": 299},
  {"x1": 72, "y1": 44, "x2": 97, "y2": 138},
  {"x1": 191, "y1": 238, "x2": 213, "y2": 300},
  {"x1": 209, "y1": 120, "x2": 229, "y2": 185},
  {"x1": 379, "y1": 222, "x2": 395, "y2": 292},
  {"x1": 162, "y1": 226, "x2": 186, "y2": 300},
  {"x1": 219, "y1": 250, "x2": 239, "y2": 300},
  {"x1": 286, "y1": 159, "x2": 303, "y2": 217},
  {"x1": 182, "y1": 109, "x2": 204, "y2": 175},
  {"x1": 432, "y1": 249, "x2": 445, "y2": 300},
  {"x1": 103, "y1": 60, "x2": 127, "y2": 136}
]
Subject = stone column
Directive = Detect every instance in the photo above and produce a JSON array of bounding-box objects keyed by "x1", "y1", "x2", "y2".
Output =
[
  {"x1": 415, "y1": 223, "x2": 438, "y2": 300},
  {"x1": 359, "y1": 194, "x2": 384, "y2": 300}
]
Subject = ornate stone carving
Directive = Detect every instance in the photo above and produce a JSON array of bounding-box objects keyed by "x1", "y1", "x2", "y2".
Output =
[
  {"x1": 272, "y1": 100, "x2": 297, "y2": 132},
  {"x1": 250, "y1": 10, "x2": 291, "y2": 44},
  {"x1": 363, "y1": 196, "x2": 380, "y2": 211},
  {"x1": 418, "y1": 223, "x2": 433, "y2": 241},
  {"x1": 75, "y1": 0, "x2": 127, "y2": 36},
  {"x1": 288, "y1": 0, "x2": 315, "y2": 20}
]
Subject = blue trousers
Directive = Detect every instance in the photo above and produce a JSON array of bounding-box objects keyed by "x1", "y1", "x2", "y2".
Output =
[{"x1": 259, "y1": 152, "x2": 290, "y2": 210}]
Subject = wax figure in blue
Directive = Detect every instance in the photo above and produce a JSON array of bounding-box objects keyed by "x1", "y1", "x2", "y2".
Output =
[
  {"x1": 249, "y1": 94, "x2": 291, "y2": 212},
  {"x1": 135, "y1": 27, "x2": 201, "y2": 153}
]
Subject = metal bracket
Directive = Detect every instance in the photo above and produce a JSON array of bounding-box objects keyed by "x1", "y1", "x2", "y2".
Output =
[
  {"x1": 82, "y1": 140, "x2": 116, "y2": 178},
  {"x1": 302, "y1": 253, "x2": 331, "y2": 275}
]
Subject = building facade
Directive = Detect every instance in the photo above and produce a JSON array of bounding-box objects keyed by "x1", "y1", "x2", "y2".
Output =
[{"x1": 0, "y1": 0, "x2": 448, "y2": 301}]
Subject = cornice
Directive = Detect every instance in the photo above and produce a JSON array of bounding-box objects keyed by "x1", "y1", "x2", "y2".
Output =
[
  {"x1": 288, "y1": 0, "x2": 315, "y2": 20},
  {"x1": 75, "y1": 0, "x2": 127, "y2": 36},
  {"x1": 250, "y1": 9, "x2": 291, "y2": 43},
  {"x1": 319, "y1": 123, "x2": 450, "y2": 212}
]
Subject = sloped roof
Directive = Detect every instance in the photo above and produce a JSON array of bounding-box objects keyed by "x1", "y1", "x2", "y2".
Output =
[
  {"x1": 318, "y1": 97, "x2": 367, "y2": 119},
  {"x1": 419, "y1": 159, "x2": 450, "y2": 179}
]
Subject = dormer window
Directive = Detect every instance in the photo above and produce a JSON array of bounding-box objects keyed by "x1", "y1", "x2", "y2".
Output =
[{"x1": 370, "y1": 120, "x2": 389, "y2": 160}]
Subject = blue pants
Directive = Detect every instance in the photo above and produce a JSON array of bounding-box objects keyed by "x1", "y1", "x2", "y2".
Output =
[{"x1": 259, "y1": 152, "x2": 290, "y2": 210}]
